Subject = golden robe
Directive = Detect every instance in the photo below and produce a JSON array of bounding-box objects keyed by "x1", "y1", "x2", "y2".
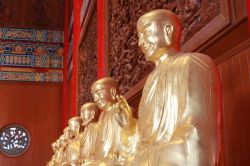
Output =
[
  {"x1": 65, "y1": 138, "x2": 81, "y2": 165},
  {"x1": 94, "y1": 106, "x2": 123, "y2": 165},
  {"x1": 80, "y1": 123, "x2": 98, "y2": 165},
  {"x1": 129, "y1": 53, "x2": 222, "y2": 166},
  {"x1": 52, "y1": 147, "x2": 66, "y2": 166}
]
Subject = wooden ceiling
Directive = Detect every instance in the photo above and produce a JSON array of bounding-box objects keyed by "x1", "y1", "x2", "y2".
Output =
[{"x1": 0, "y1": 0, "x2": 65, "y2": 30}]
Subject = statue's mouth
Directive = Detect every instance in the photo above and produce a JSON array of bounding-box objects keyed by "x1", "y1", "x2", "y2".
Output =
[
  {"x1": 142, "y1": 45, "x2": 150, "y2": 53},
  {"x1": 142, "y1": 43, "x2": 153, "y2": 53}
]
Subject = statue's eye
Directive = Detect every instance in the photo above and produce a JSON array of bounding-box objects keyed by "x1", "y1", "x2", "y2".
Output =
[{"x1": 144, "y1": 30, "x2": 152, "y2": 36}]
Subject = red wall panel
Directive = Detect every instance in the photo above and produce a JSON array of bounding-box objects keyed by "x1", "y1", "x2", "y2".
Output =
[
  {"x1": 217, "y1": 45, "x2": 250, "y2": 165},
  {"x1": 0, "y1": 82, "x2": 62, "y2": 166}
]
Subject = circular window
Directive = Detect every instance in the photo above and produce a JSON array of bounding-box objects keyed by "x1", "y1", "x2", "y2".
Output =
[{"x1": 0, "y1": 125, "x2": 30, "y2": 157}]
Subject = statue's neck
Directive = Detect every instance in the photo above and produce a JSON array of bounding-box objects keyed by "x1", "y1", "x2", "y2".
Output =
[{"x1": 153, "y1": 47, "x2": 180, "y2": 67}]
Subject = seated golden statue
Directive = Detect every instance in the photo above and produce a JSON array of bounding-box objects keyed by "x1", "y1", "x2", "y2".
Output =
[
  {"x1": 47, "y1": 127, "x2": 71, "y2": 166},
  {"x1": 91, "y1": 77, "x2": 129, "y2": 165},
  {"x1": 78, "y1": 103, "x2": 100, "y2": 165},
  {"x1": 51, "y1": 135, "x2": 68, "y2": 166},
  {"x1": 61, "y1": 127, "x2": 71, "y2": 165},
  {"x1": 115, "y1": 9, "x2": 222, "y2": 166},
  {"x1": 65, "y1": 117, "x2": 83, "y2": 166}
]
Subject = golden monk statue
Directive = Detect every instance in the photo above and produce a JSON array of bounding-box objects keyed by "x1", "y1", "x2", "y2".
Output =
[
  {"x1": 65, "y1": 117, "x2": 82, "y2": 166},
  {"x1": 79, "y1": 103, "x2": 100, "y2": 165},
  {"x1": 115, "y1": 9, "x2": 222, "y2": 166},
  {"x1": 50, "y1": 135, "x2": 68, "y2": 166},
  {"x1": 47, "y1": 127, "x2": 71, "y2": 166},
  {"x1": 61, "y1": 127, "x2": 71, "y2": 165},
  {"x1": 91, "y1": 77, "x2": 137, "y2": 165}
]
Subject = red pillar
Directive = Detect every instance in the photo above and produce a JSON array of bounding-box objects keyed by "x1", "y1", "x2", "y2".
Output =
[
  {"x1": 97, "y1": 0, "x2": 106, "y2": 78},
  {"x1": 62, "y1": 0, "x2": 69, "y2": 129},
  {"x1": 72, "y1": 0, "x2": 81, "y2": 116}
]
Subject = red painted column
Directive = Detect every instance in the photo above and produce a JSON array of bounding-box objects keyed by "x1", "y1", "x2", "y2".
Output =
[
  {"x1": 62, "y1": 0, "x2": 69, "y2": 129},
  {"x1": 97, "y1": 0, "x2": 106, "y2": 78},
  {"x1": 72, "y1": 0, "x2": 81, "y2": 116}
]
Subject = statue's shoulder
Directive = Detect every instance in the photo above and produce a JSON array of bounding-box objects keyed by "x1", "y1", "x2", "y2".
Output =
[
  {"x1": 79, "y1": 131, "x2": 86, "y2": 138},
  {"x1": 88, "y1": 123, "x2": 97, "y2": 130},
  {"x1": 178, "y1": 52, "x2": 215, "y2": 68}
]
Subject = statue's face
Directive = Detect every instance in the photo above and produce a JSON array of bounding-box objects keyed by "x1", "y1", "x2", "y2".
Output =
[
  {"x1": 69, "y1": 124, "x2": 80, "y2": 137},
  {"x1": 59, "y1": 136, "x2": 66, "y2": 147},
  {"x1": 137, "y1": 21, "x2": 164, "y2": 61},
  {"x1": 55, "y1": 140, "x2": 60, "y2": 148},
  {"x1": 81, "y1": 109, "x2": 92, "y2": 124},
  {"x1": 137, "y1": 16, "x2": 174, "y2": 61},
  {"x1": 63, "y1": 128, "x2": 70, "y2": 139},
  {"x1": 92, "y1": 88, "x2": 115, "y2": 110}
]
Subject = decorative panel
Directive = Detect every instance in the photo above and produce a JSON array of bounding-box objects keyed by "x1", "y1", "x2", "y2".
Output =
[
  {"x1": 108, "y1": 0, "x2": 229, "y2": 94},
  {"x1": 78, "y1": 9, "x2": 97, "y2": 109},
  {"x1": 0, "y1": 42, "x2": 63, "y2": 68},
  {"x1": 0, "y1": 67, "x2": 62, "y2": 82},
  {"x1": 0, "y1": 27, "x2": 64, "y2": 82},
  {"x1": 0, "y1": 27, "x2": 64, "y2": 43}
]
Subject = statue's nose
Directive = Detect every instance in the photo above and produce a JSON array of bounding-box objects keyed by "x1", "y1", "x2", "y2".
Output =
[
  {"x1": 138, "y1": 37, "x2": 144, "y2": 47},
  {"x1": 93, "y1": 94, "x2": 99, "y2": 101}
]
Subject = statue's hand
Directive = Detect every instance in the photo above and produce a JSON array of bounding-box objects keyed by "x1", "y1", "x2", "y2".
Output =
[
  {"x1": 82, "y1": 118, "x2": 92, "y2": 127},
  {"x1": 114, "y1": 95, "x2": 133, "y2": 130}
]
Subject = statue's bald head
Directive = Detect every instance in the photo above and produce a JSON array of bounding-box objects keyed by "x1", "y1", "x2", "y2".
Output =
[
  {"x1": 68, "y1": 117, "x2": 82, "y2": 137},
  {"x1": 63, "y1": 127, "x2": 70, "y2": 139},
  {"x1": 91, "y1": 77, "x2": 119, "y2": 110},
  {"x1": 91, "y1": 77, "x2": 118, "y2": 93},
  {"x1": 58, "y1": 135, "x2": 66, "y2": 145},
  {"x1": 68, "y1": 117, "x2": 82, "y2": 126},
  {"x1": 63, "y1": 126, "x2": 69, "y2": 133},
  {"x1": 80, "y1": 102, "x2": 100, "y2": 124},
  {"x1": 137, "y1": 9, "x2": 181, "y2": 61},
  {"x1": 137, "y1": 9, "x2": 181, "y2": 31}
]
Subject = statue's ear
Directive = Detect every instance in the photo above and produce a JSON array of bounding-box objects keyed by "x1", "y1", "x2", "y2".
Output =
[
  {"x1": 110, "y1": 88, "x2": 116, "y2": 100},
  {"x1": 90, "y1": 110, "x2": 95, "y2": 119},
  {"x1": 164, "y1": 24, "x2": 174, "y2": 45}
]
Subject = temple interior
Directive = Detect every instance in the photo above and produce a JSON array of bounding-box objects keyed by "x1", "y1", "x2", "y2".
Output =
[{"x1": 0, "y1": 0, "x2": 250, "y2": 165}]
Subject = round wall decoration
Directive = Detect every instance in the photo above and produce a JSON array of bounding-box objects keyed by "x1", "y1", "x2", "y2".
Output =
[{"x1": 0, "y1": 125, "x2": 30, "y2": 157}]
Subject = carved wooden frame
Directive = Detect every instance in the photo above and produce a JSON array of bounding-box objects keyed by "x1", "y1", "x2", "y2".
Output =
[
  {"x1": 77, "y1": 0, "x2": 97, "y2": 111},
  {"x1": 181, "y1": 0, "x2": 230, "y2": 51}
]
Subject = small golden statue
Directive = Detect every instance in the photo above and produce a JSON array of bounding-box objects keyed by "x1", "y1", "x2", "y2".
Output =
[
  {"x1": 115, "y1": 9, "x2": 222, "y2": 166},
  {"x1": 50, "y1": 135, "x2": 68, "y2": 166},
  {"x1": 90, "y1": 77, "x2": 127, "y2": 165},
  {"x1": 78, "y1": 103, "x2": 100, "y2": 165},
  {"x1": 65, "y1": 117, "x2": 83, "y2": 166}
]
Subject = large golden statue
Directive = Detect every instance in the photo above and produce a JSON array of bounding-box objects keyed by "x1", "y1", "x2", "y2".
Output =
[
  {"x1": 115, "y1": 9, "x2": 222, "y2": 166},
  {"x1": 65, "y1": 117, "x2": 83, "y2": 166},
  {"x1": 79, "y1": 103, "x2": 100, "y2": 165}
]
